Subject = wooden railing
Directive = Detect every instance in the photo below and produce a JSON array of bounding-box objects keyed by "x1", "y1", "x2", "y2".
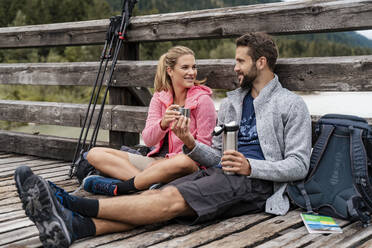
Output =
[{"x1": 0, "y1": 0, "x2": 371, "y2": 160}]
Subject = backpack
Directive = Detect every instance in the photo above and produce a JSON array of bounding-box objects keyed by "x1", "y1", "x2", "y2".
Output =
[
  {"x1": 74, "y1": 145, "x2": 153, "y2": 184},
  {"x1": 287, "y1": 114, "x2": 372, "y2": 226}
]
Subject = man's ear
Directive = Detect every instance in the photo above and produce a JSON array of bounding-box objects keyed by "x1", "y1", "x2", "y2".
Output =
[{"x1": 256, "y1": 56, "x2": 267, "y2": 70}]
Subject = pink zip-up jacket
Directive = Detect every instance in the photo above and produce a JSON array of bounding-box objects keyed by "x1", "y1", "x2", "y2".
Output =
[{"x1": 142, "y1": 85, "x2": 217, "y2": 158}]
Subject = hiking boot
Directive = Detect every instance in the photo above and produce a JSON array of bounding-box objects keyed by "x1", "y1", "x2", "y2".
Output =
[
  {"x1": 83, "y1": 175, "x2": 121, "y2": 196},
  {"x1": 14, "y1": 166, "x2": 75, "y2": 248},
  {"x1": 48, "y1": 181, "x2": 76, "y2": 209}
]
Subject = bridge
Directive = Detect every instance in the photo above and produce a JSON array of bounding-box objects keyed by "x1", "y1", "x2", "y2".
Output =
[{"x1": 0, "y1": 0, "x2": 372, "y2": 247}]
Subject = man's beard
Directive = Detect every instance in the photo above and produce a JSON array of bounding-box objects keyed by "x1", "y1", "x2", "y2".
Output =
[{"x1": 240, "y1": 66, "x2": 257, "y2": 90}]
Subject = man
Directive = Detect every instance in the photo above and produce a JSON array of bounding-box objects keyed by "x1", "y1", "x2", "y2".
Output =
[{"x1": 15, "y1": 32, "x2": 311, "y2": 247}]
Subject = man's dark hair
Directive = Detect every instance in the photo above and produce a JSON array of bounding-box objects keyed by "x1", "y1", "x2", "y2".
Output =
[{"x1": 236, "y1": 32, "x2": 278, "y2": 72}]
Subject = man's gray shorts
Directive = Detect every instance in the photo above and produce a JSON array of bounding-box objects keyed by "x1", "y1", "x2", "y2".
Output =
[{"x1": 167, "y1": 167, "x2": 273, "y2": 224}]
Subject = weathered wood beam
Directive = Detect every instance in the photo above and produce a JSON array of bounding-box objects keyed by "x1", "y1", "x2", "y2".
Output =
[
  {"x1": 0, "y1": 100, "x2": 371, "y2": 134},
  {"x1": 0, "y1": 114, "x2": 371, "y2": 158},
  {"x1": 0, "y1": 56, "x2": 371, "y2": 91},
  {"x1": 0, "y1": 131, "x2": 108, "y2": 161},
  {"x1": 0, "y1": 0, "x2": 371, "y2": 48},
  {"x1": 0, "y1": 100, "x2": 148, "y2": 132},
  {"x1": 0, "y1": 100, "x2": 112, "y2": 130}
]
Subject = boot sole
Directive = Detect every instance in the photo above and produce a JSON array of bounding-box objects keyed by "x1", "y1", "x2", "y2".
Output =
[{"x1": 15, "y1": 172, "x2": 72, "y2": 248}]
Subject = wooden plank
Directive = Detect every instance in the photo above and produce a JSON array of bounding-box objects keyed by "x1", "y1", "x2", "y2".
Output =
[
  {"x1": 0, "y1": 218, "x2": 33, "y2": 234},
  {"x1": 0, "y1": 166, "x2": 70, "y2": 189},
  {"x1": 0, "y1": 153, "x2": 17, "y2": 159},
  {"x1": 0, "y1": 100, "x2": 111, "y2": 129},
  {"x1": 0, "y1": 202, "x2": 22, "y2": 214},
  {"x1": 0, "y1": 209, "x2": 24, "y2": 223},
  {"x1": 0, "y1": 130, "x2": 108, "y2": 161},
  {"x1": 98, "y1": 222, "x2": 210, "y2": 248},
  {"x1": 3, "y1": 235, "x2": 41, "y2": 248},
  {"x1": 200, "y1": 210, "x2": 302, "y2": 248},
  {"x1": 1, "y1": 56, "x2": 372, "y2": 92},
  {"x1": 0, "y1": 211, "x2": 27, "y2": 228},
  {"x1": 0, "y1": 0, "x2": 371, "y2": 47},
  {"x1": 359, "y1": 239, "x2": 372, "y2": 248},
  {"x1": 0, "y1": 225, "x2": 38, "y2": 247},
  {"x1": 1, "y1": 114, "x2": 372, "y2": 159},
  {"x1": 71, "y1": 229, "x2": 147, "y2": 247},
  {"x1": 0, "y1": 155, "x2": 39, "y2": 165},
  {"x1": 0, "y1": 100, "x2": 148, "y2": 132},
  {"x1": 1, "y1": 102, "x2": 372, "y2": 134},
  {"x1": 256, "y1": 218, "x2": 350, "y2": 248},
  {"x1": 0, "y1": 159, "x2": 61, "y2": 176},
  {"x1": 150, "y1": 213, "x2": 270, "y2": 248},
  {"x1": 0, "y1": 164, "x2": 69, "y2": 191},
  {"x1": 306, "y1": 221, "x2": 372, "y2": 248}
]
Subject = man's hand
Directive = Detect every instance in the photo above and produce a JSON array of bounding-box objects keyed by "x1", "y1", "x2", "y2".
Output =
[
  {"x1": 221, "y1": 150, "x2": 251, "y2": 176},
  {"x1": 171, "y1": 115, "x2": 196, "y2": 150},
  {"x1": 160, "y1": 104, "x2": 181, "y2": 130}
]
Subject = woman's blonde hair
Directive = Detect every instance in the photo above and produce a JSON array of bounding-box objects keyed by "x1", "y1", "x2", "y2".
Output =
[{"x1": 154, "y1": 46, "x2": 205, "y2": 92}]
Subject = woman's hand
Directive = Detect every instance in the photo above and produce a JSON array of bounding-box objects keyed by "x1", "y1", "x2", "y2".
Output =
[
  {"x1": 171, "y1": 115, "x2": 196, "y2": 150},
  {"x1": 160, "y1": 105, "x2": 180, "y2": 130}
]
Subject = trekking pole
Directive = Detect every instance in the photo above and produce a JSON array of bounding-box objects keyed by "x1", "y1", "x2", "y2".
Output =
[
  {"x1": 69, "y1": 0, "x2": 137, "y2": 178},
  {"x1": 69, "y1": 18, "x2": 118, "y2": 178},
  {"x1": 90, "y1": 0, "x2": 136, "y2": 149}
]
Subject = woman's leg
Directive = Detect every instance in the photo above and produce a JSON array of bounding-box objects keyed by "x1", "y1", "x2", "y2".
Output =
[
  {"x1": 86, "y1": 147, "x2": 142, "y2": 180},
  {"x1": 133, "y1": 154, "x2": 199, "y2": 190}
]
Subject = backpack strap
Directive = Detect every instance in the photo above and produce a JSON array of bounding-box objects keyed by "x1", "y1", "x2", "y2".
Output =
[
  {"x1": 296, "y1": 182, "x2": 313, "y2": 213},
  {"x1": 308, "y1": 124, "x2": 335, "y2": 177},
  {"x1": 293, "y1": 124, "x2": 335, "y2": 213},
  {"x1": 349, "y1": 126, "x2": 372, "y2": 226}
]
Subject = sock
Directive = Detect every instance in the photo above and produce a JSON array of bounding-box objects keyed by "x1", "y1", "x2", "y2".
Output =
[
  {"x1": 65, "y1": 195, "x2": 99, "y2": 218},
  {"x1": 116, "y1": 177, "x2": 138, "y2": 195},
  {"x1": 72, "y1": 213, "x2": 96, "y2": 240}
]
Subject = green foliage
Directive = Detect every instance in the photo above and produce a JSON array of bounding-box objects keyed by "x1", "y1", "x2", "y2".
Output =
[
  {"x1": 275, "y1": 37, "x2": 372, "y2": 58},
  {"x1": 108, "y1": 0, "x2": 278, "y2": 13}
]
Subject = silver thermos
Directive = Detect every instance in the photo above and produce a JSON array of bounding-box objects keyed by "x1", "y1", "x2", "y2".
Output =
[{"x1": 213, "y1": 121, "x2": 239, "y2": 174}]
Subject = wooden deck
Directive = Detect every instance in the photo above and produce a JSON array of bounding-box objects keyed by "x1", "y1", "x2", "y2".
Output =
[{"x1": 1, "y1": 153, "x2": 372, "y2": 248}]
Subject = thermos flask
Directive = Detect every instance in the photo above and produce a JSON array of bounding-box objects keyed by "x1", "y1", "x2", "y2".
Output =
[{"x1": 213, "y1": 121, "x2": 239, "y2": 175}]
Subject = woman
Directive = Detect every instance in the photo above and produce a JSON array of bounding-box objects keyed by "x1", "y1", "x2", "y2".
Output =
[{"x1": 85, "y1": 46, "x2": 217, "y2": 195}]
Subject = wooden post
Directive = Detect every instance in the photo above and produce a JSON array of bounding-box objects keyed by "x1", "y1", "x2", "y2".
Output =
[
  {"x1": 108, "y1": 42, "x2": 152, "y2": 149},
  {"x1": 109, "y1": 42, "x2": 139, "y2": 149}
]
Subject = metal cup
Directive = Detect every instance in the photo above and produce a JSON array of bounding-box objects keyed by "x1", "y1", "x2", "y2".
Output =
[{"x1": 178, "y1": 107, "x2": 190, "y2": 118}]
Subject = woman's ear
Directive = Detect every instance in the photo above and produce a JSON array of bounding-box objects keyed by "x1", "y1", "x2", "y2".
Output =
[{"x1": 166, "y1": 67, "x2": 173, "y2": 78}]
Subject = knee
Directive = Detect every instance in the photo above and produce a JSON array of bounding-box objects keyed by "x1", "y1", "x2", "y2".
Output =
[
  {"x1": 171, "y1": 154, "x2": 197, "y2": 174},
  {"x1": 159, "y1": 186, "x2": 188, "y2": 215},
  {"x1": 86, "y1": 147, "x2": 105, "y2": 166}
]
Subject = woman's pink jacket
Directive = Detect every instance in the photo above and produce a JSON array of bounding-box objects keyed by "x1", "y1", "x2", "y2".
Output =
[{"x1": 142, "y1": 85, "x2": 217, "y2": 158}]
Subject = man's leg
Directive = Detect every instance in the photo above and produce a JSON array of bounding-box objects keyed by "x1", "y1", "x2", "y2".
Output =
[
  {"x1": 86, "y1": 147, "x2": 141, "y2": 180},
  {"x1": 92, "y1": 218, "x2": 134, "y2": 235},
  {"x1": 15, "y1": 166, "x2": 195, "y2": 246},
  {"x1": 97, "y1": 186, "x2": 195, "y2": 225}
]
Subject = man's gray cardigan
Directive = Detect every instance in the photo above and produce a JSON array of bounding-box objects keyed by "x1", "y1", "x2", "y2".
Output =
[{"x1": 184, "y1": 75, "x2": 312, "y2": 215}]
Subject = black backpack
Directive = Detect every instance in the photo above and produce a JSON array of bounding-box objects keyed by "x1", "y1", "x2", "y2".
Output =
[
  {"x1": 287, "y1": 114, "x2": 372, "y2": 226},
  {"x1": 74, "y1": 145, "x2": 153, "y2": 184}
]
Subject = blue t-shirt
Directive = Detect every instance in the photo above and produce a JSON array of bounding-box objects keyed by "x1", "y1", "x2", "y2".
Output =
[{"x1": 237, "y1": 93, "x2": 265, "y2": 160}]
